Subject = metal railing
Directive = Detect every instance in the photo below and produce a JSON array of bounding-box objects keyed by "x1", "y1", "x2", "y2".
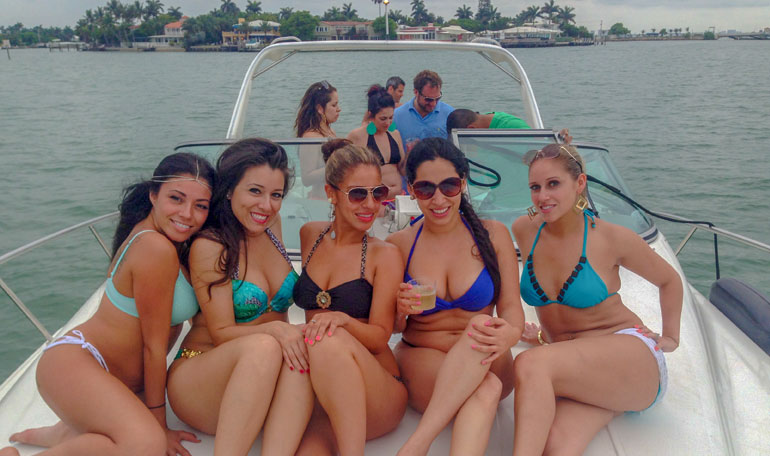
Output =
[
  {"x1": 0, "y1": 211, "x2": 119, "y2": 342},
  {"x1": 661, "y1": 211, "x2": 770, "y2": 280}
]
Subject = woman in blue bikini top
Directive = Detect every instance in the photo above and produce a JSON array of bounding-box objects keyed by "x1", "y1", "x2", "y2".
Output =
[
  {"x1": 5, "y1": 153, "x2": 215, "y2": 455},
  {"x1": 166, "y1": 139, "x2": 313, "y2": 455},
  {"x1": 510, "y1": 144, "x2": 683, "y2": 455},
  {"x1": 386, "y1": 138, "x2": 524, "y2": 455}
]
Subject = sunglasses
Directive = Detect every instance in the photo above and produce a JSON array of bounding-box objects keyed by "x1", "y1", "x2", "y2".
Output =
[
  {"x1": 523, "y1": 144, "x2": 583, "y2": 173},
  {"x1": 411, "y1": 177, "x2": 463, "y2": 200},
  {"x1": 419, "y1": 91, "x2": 442, "y2": 103},
  {"x1": 332, "y1": 184, "x2": 389, "y2": 203},
  {"x1": 317, "y1": 80, "x2": 330, "y2": 90}
]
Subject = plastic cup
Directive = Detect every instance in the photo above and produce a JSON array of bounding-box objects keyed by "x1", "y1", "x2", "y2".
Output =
[{"x1": 408, "y1": 278, "x2": 436, "y2": 311}]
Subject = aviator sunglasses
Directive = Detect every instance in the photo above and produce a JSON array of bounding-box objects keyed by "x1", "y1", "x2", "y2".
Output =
[
  {"x1": 410, "y1": 177, "x2": 463, "y2": 200},
  {"x1": 331, "y1": 184, "x2": 389, "y2": 203},
  {"x1": 418, "y1": 91, "x2": 442, "y2": 103},
  {"x1": 523, "y1": 144, "x2": 583, "y2": 173}
]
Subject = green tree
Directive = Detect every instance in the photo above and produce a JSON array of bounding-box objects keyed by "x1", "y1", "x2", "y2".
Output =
[
  {"x1": 372, "y1": 15, "x2": 397, "y2": 39},
  {"x1": 555, "y1": 6, "x2": 575, "y2": 29},
  {"x1": 388, "y1": 9, "x2": 408, "y2": 24},
  {"x1": 219, "y1": 0, "x2": 239, "y2": 15},
  {"x1": 447, "y1": 18, "x2": 482, "y2": 33},
  {"x1": 410, "y1": 0, "x2": 431, "y2": 25},
  {"x1": 520, "y1": 5, "x2": 540, "y2": 24},
  {"x1": 608, "y1": 22, "x2": 630, "y2": 35},
  {"x1": 323, "y1": 6, "x2": 345, "y2": 21},
  {"x1": 279, "y1": 7, "x2": 294, "y2": 21},
  {"x1": 703, "y1": 30, "x2": 715, "y2": 40},
  {"x1": 538, "y1": 0, "x2": 557, "y2": 24},
  {"x1": 341, "y1": 3, "x2": 358, "y2": 20},
  {"x1": 280, "y1": 10, "x2": 319, "y2": 41},
  {"x1": 455, "y1": 5, "x2": 473, "y2": 20},
  {"x1": 246, "y1": 1, "x2": 262, "y2": 14},
  {"x1": 143, "y1": 0, "x2": 164, "y2": 21},
  {"x1": 659, "y1": 28, "x2": 667, "y2": 36},
  {"x1": 167, "y1": 6, "x2": 182, "y2": 20},
  {"x1": 372, "y1": 0, "x2": 383, "y2": 16}
]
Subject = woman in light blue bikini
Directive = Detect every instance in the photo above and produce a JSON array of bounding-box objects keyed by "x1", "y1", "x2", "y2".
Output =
[
  {"x1": 511, "y1": 144, "x2": 683, "y2": 455},
  {"x1": 166, "y1": 138, "x2": 313, "y2": 456},
  {"x1": 387, "y1": 138, "x2": 524, "y2": 456},
  {"x1": 4, "y1": 153, "x2": 215, "y2": 456}
]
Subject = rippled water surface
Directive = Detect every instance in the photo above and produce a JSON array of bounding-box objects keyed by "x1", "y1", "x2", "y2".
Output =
[{"x1": 1, "y1": 40, "x2": 768, "y2": 380}]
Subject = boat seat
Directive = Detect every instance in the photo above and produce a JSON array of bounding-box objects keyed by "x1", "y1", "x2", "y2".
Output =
[{"x1": 709, "y1": 277, "x2": 770, "y2": 355}]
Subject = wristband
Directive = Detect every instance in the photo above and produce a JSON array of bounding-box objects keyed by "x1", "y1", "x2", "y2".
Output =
[{"x1": 147, "y1": 402, "x2": 166, "y2": 409}]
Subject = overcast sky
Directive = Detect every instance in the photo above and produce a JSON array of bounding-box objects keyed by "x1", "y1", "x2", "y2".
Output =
[{"x1": 2, "y1": 0, "x2": 769, "y2": 33}]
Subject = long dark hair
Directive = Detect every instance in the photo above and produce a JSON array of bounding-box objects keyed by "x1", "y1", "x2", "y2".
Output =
[
  {"x1": 112, "y1": 152, "x2": 216, "y2": 262},
  {"x1": 295, "y1": 80, "x2": 337, "y2": 137},
  {"x1": 406, "y1": 138, "x2": 501, "y2": 304},
  {"x1": 204, "y1": 138, "x2": 294, "y2": 296},
  {"x1": 366, "y1": 84, "x2": 395, "y2": 116}
]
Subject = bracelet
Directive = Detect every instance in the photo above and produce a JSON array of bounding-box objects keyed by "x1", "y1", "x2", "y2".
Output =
[
  {"x1": 147, "y1": 402, "x2": 166, "y2": 409},
  {"x1": 537, "y1": 330, "x2": 549, "y2": 345}
]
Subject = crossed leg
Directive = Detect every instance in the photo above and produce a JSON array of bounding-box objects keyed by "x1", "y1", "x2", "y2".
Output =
[
  {"x1": 297, "y1": 328, "x2": 408, "y2": 456},
  {"x1": 512, "y1": 333, "x2": 660, "y2": 456},
  {"x1": 167, "y1": 333, "x2": 291, "y2": 456},
  {"x1": 396, "y1": 314, "x2": 514, "y2": 456}
]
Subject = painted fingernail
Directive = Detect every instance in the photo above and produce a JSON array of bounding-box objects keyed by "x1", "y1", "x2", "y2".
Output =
[
  {"x1": 481, "y1": 360, "x2": 487, "y2": 365},
  {"x1": 306, "y1": 368, "x2": 310, "y2": 373},
  {"x1": 316, "y1": 335, "x2": 322, "y2": 341},
  {"x1": 484, "y1": 320, "x2": 491, "y2": 326},
  {"x1": 637, "y1": 329, "x2": 643, "y2": 333},
  {"x1": 328, "y1": 331, "x2": 333, "y2": 336},
  {"x1": 634, "y1": 324, "x2": 640, "y2": 328},
  {"x1": 471, "y1": 344, "x2": 477, "y2": 349},
  {"x1": 654, "y1": 346, "x2": 660, "y2": 351},
  {"x1": 468, "y1": 332, "x2": 473, "y2": 336},
  {"x1": 304, "y1": 338, "x2": 309, "y2": 343},
  {"x1": 408, "y1": 284, "x2": 412, "y2": 289},
  {"x1": 300, "y1": 369, "x2": 305, "y2": 374},
  {"x1": 289, "y1": 366, "x2": 294, "y2": 371},
  {"x1": 309, "y1": 340, "x2": 314, "y2": 346}
]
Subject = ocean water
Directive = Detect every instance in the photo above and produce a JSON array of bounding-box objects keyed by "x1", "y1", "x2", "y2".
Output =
[{"x1": 1, "y1": 40, "x2": 768, "y2": 381}]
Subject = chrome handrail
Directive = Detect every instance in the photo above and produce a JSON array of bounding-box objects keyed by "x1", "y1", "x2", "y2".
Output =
[{"x1": 0, "y1": 211, "x2": 119, "y2": 342}]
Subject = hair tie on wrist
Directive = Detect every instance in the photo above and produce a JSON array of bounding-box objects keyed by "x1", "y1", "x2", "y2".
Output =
[{"x1": 147, "y1": 402, "x2": 166, "y2": 409}]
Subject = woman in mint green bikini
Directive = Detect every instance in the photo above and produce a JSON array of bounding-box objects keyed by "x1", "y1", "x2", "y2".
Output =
[
  {"x1": 511, "y1": 144, "x2": 683, "y2": 455},
  {"x1": 4, "y1": 153, "x2": 214, "y2": 456},
  {"x1": 167, "y1": 139, "x2": 313, "y2": 456}
]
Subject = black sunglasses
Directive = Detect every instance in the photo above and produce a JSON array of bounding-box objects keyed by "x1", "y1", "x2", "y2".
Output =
[
  {"x1": 411, "y1": 177, "x2": 463, "y2": 200},
  {"x1": 418, "y1": 91, "x2": 442, "y2": 103},
  {"x1": 332, "y1": 184, "x2": 389, "y2": 203}
]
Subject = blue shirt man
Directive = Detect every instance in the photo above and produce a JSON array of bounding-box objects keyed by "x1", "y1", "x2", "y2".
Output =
[{"x1": 393, "y1": 70, "x2": 455, "y2": 151}]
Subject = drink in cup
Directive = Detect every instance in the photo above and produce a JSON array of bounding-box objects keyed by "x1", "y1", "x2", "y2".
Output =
[{"x1": 408, "y1": 278, "x2": 436, "y2": 312}]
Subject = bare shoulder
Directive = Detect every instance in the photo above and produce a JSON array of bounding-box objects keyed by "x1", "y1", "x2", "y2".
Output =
[
  {"x1": 391, "y1": 129, "x2": 403, "y2": 142},
  {"x1": 299, "y1": 221, "x2": 329, "y2": 242},
  {"x1": 346, "y1": 126, "x2": 366, "y2": 144},
  {"x1": 511, "y1": 214, "x2": 539, "y2": 239},
  {"x1": 385, "y1": 223, "x2": 418, "y2": 252},
  {"x1": 301, "y1": 131, "x2": 325, "y2": 139},
  {"x1": 131, "y1": 230, "x2": 178, "y2": 261},
  {"x1": 368, "y1": 236, "x2": 402, "y2": 260}
]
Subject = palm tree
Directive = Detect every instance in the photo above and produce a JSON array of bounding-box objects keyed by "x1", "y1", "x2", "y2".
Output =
[
  {"x1": 167, "y1": 6, "x2": 182, "y2": 20},
  {"x1": 555, "y1": 6, "x2": 575, "y2": 29},
  {"x1": 279, "y1": 7, "x2": 294, "y2": 21},
  {"x1": 246, "y1": 1, "x2": 262, "y2": 15},
  {"x1": 538, "y1": 0, "x2": 557, "y2": 25},
  {"x1": 389, "y1": 9, "x2": 408, "y2": 24},
  {"x1": 455, "y1": 4, "x2": 473, "y2": 20},
  {"x1": 220, "y1": 0, "x2": 239, "y2": 15},
  {"x1": 372, "y1": 0, "x2": 383, "y2": 16},
  {"x1": 342, "y1": 3, "x2": 358, "y2": 20},
  {"x1": 411, "y1": 0, "x2": 430, "y2": 25},
  {"x1": 324, "y1": 6, "x2": 342, "y2": 21},
  {"x1": 521, "y1": 5, "x2": 540, "y2": 24},
  {"x1": 143, "y1": 0, "x2": 164, "y2": 21}
]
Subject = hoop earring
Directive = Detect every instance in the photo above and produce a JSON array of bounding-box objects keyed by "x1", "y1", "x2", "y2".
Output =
[
  {"x1": 527, "y1": 205, "x2": 538, "y2": 220},
  {"x1": 328, "y1": 200, "x2": 336, "y2": 240},
  {"x1": 574, "y1": 194, "x2": 589, "y2": 213}
]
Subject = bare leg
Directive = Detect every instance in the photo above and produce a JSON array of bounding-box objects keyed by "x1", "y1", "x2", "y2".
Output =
[
  {"x1": 261, "y1": 363, "x2": 314, "y2": 455},
  {"x1": 167, "y1": 333, "x2": 283, "y2": 456},
  {"x1": 397, "y1": 314, "x2": 507, "y2": 456},
  {"x1": 29, "y1": 346, "x2": 167, "y2": 455},
  {"x1": 512, "y1": 334, "x2": 660, "y2": 456},
  {"x1": 307, "y1": 328, "x2": 407, "y2": 456},
  {"x1": 542, "y1": 398, "x2": 617, "y2": 456},
  {"x1": 449, "y1": 372, "x2": 503, "y2": 456},
  {"x1": 0, "y1": 447, "x2": 20, "y2": 456},
  {"x1": 8, "y1": 422, "x2": 78, "y2": 448},
  {"x1": 295, "y1": 402, "x2": 337, "y2": 456}
]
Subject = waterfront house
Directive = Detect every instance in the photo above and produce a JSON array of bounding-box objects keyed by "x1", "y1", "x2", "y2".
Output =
[
  {"x1": 436, "y1": 25, "x2": 473, "y2": 42},
  {"x1": 148, "y1": 16, "x2": 188, "y2": 47},
  {"x1": 222, "y1": 19, "x2": 281, "y2": 45},
  {"x1": 315, "y1": 21, "x2": 379, "y2": 40},
  {"x1": 396, "y1": 24, "x2": 439, "y2": 40}
]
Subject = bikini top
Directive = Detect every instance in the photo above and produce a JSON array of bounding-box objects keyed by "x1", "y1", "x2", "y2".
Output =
[
  {"x1": 404, "y1": 218, "x2": 495, "y2": 316},
  {"x1": 106, "y1": 230, "x2": 199, "y2": 326},
  {"x1": 520, "y1": 211, "x2": 618, "y2": 309},
  {"x1": 231, "y1": 228, "x2": 298, "y2": 323},
  {"x1": 293, "y1": 225, "x2": 373, "y2": 319},
  {"x1": 367, "y1": 131, "x2": 401, "y2": 166}
]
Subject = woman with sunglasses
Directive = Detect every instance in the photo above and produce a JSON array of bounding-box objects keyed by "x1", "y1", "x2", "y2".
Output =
[
  {"x1": 4, "y1": 153, "x2": 214, "y2": 456},
  {"x1": 388, "y1": 138, "x2": 523, "y2": 456},
  {"x1": 347, "y1": 84, "x2": 406, "y2": 200},
  {"x1": 293, "y1": 139, "x2": 408, "y2": 456},
  {"x1": 296, "y1": 80, "x2": 342, "y2": 199},
  {"x1": 166, "y1": 139, "x2": 313, "y2": 456},
  {"x1": 511, "y1": 144, "x2": 682, "y2": 455}
]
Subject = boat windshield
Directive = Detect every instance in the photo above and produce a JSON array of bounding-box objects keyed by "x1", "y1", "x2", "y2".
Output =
[{"x1": 176, "y1": 131, "x2": 655, "y2": 254}]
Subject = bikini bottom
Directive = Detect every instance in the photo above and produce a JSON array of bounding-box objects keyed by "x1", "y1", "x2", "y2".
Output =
[
  {"x1": 44, "y1": 330, "x2": 109, "y2": 372},
  {"x1": 614, "y1": 327, "x2": 668, "y2": 411}
]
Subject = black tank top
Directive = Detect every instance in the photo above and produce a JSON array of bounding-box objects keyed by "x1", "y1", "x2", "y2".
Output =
[
  {"x1": 367, "y1": 131, "x2": 401, "y2": 166},
  {"x1": 293, "y1": 225, "x2": 373, "y2": 319}
]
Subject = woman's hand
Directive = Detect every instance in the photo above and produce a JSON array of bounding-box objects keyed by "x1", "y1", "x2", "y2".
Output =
[
  {"x1": 396, "y1": 282, "x2": 425, "y2": 317},
  {"x1": 304, "y1": 311, "x2": 351, "y2": 345},
  {"x1": 468, "y1": 317, "x2": 521, "y2": 365},
  {"x1": 520, "y1": 321, "x2": 541, "y2": 345},
  {"x1": 271, "y1": 321, "x2": 310, "y2": 372},
  {"x1": 165, "y1": 428, "x2": 200, "y2": 456},
  {"x1": 635, "y1": 324, "x2": 679, "y2": 353}
]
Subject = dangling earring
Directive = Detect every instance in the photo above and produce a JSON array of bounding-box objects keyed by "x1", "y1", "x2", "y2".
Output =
[
  {"x1": 574, "y1": 194, "x2": 589, "y2": 213},
  {"x1": 527, "y1": 205, "x2": 538, "y2": 220},
  {"x1": 328, "y1": 198, "x2": 336, "y2": 240}
]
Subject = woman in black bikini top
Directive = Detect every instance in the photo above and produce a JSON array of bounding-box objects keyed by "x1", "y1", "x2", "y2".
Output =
[
  {"x1": 293, "y1": 139, "x2": 407, "y2": 455},
  {"x1": 346, "y1": 84, "x2": 406, "y2": 200}
]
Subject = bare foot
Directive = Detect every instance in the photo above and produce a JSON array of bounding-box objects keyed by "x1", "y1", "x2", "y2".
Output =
[
  {"x1": 0, "y1": 447, "x2": 21, "y2": 456},
  {"x1": 9, "y1": 421, "x2": 78, "y2": 448}
]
